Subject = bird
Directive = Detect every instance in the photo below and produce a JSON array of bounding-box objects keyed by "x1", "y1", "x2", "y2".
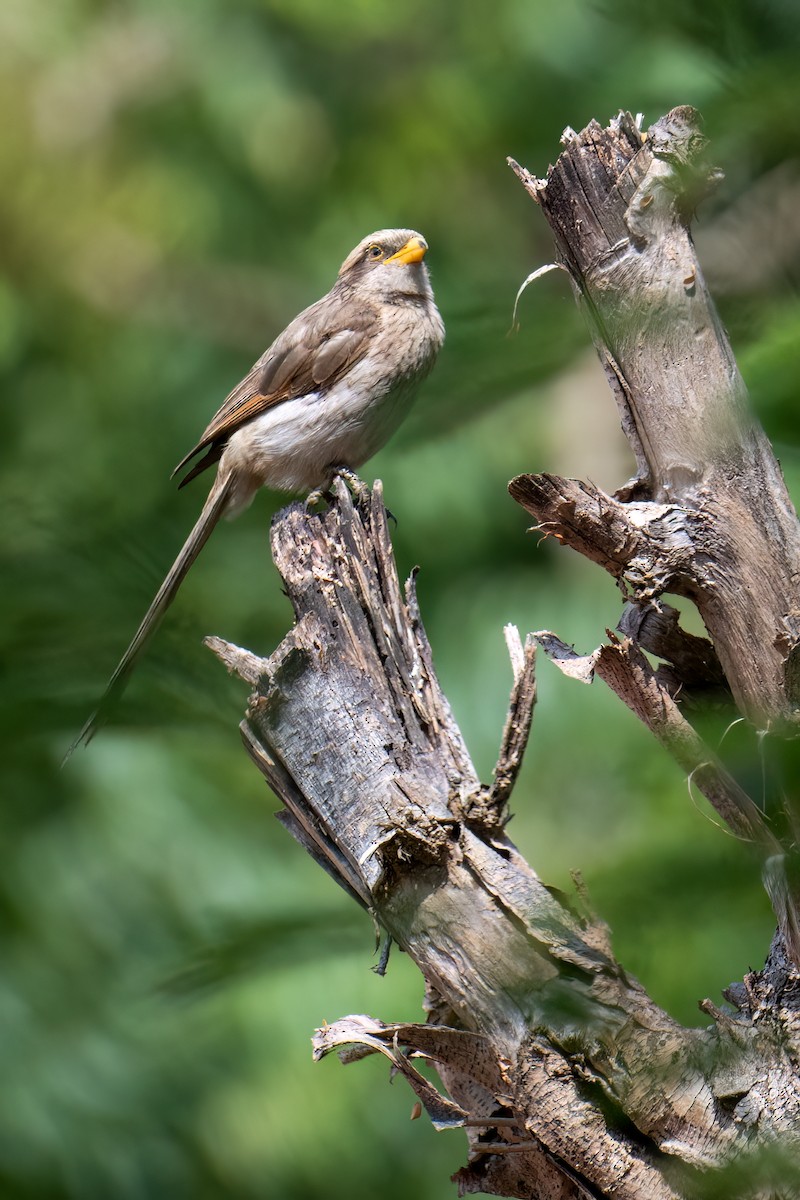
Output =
[{"x1": 66, "y1": 228, "x2": 445, "y2": 758}]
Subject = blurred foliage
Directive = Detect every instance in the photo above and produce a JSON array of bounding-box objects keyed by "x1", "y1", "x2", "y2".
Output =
[{"x1": 1, "y1": 0, "x2": 799, "y2": 1196}]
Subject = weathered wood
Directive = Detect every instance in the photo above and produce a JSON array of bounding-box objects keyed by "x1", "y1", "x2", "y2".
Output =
[
  {"x1": 509, "y1": 109, "x2": 800, "y2": 965},
  {"x1": 207, "y1": 110, "x2": 800, "y2": 1198},
  {"x1": 211, "y1": 477, "x2": 800, "y2": 1198},
  {"x1": 616, "y1": 600, "x2": 728, "y2": 705},
  {"x1": 509, "y1": 108, "x2": 800, "y2": 732}
]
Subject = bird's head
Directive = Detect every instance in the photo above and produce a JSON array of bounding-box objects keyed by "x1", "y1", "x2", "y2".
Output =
[{"x1": 337, "y1": 228, "x2": 432, "y2": 298}]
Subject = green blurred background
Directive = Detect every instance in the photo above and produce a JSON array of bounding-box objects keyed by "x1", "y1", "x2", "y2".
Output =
[{"x1": 2, "y1": 0, "x2": 799, "y2": 1196}]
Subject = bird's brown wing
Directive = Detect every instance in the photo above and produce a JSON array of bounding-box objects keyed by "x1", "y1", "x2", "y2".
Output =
[{"x1": 173, "y1": 290, "x2": 378, "y2": 487}]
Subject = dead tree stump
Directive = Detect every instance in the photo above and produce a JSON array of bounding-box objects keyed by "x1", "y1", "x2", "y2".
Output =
[{"x1": 209, "y1": 110, "x2": 800, "y2": 1199}]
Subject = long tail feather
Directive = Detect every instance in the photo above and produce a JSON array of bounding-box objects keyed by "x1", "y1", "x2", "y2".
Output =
[{"x1": 64, "y1": 471, "x2": 235, "y2": 762}]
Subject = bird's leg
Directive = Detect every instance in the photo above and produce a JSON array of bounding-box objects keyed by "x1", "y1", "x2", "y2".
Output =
[{"x1": 331, "y1": 466, "x2": 370, "y2": 505}]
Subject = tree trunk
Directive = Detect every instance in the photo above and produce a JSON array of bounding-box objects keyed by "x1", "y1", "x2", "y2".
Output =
[{"x1": 208, "y1": 110, "x2": 800, "y2": 1198}]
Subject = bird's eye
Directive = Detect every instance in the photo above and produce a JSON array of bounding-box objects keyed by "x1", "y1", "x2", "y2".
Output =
[{"x1": 367, "y1": 245, "x2": 383, "y2": 259}]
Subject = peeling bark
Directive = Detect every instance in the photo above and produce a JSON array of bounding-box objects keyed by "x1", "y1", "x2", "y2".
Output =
[
  {"x1": 508, "y1": 108, "x2": 800, "y2": 964},
  {"x1": 509, "y1": 109, "x2": 800, "y2": 732},
  {"x1": 208, "y1": 109, "x2": 800, "y2": 1198},
  {"x1": 210, "y1": 480, "x2": 800, "y2": 1198}
]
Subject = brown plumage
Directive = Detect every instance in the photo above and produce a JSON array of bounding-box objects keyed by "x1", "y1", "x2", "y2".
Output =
[
  {"x1": 65, "y1": 228, "x2": 444, "y2": 758},
  {"x1": 173, "y1": 305, "x2": 376, "y2": 488}
]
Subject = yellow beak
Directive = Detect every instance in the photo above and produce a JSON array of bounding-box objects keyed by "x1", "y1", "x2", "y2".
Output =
[{"x1": 385, "y1": 236, "x2": 428, "y2": 265}]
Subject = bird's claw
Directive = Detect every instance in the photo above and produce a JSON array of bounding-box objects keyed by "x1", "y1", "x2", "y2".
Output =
[
  {"x1": 332, "y1": 467, "x2": 370, "y2": 505},
  {"x1": 304, "y1": 487, "x2": 333, "y2": 512}
]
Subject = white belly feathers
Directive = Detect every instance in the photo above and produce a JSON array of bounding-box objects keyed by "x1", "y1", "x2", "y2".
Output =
[{"x1": 220, "y1": 302, "x2": 442, "y2": 512}]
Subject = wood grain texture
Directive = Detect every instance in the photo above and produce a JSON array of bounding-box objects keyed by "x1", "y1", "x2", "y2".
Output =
[
  {"x1": 207, "y1": 110, "x2": 800, "y2": 1198},
  {"x1": 210, "y1": 475, "x2": 800, "y2": 1196},
  {"x1": 510, "y1": 108, "x2": 800, "y2": 731}
]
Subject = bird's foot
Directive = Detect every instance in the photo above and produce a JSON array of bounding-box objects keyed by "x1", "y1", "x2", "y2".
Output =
[
  {"x1": 304, "y1": 487, "x2": 334, "y2": 512},
  {"x1": 331, "y1": 466, "x2": 370, "y2": 506}
]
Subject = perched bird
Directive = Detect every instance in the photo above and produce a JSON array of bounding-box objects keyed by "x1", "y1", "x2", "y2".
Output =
[{"x1": 67, "y1": 228, "x2": 444, "y2": 756}]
